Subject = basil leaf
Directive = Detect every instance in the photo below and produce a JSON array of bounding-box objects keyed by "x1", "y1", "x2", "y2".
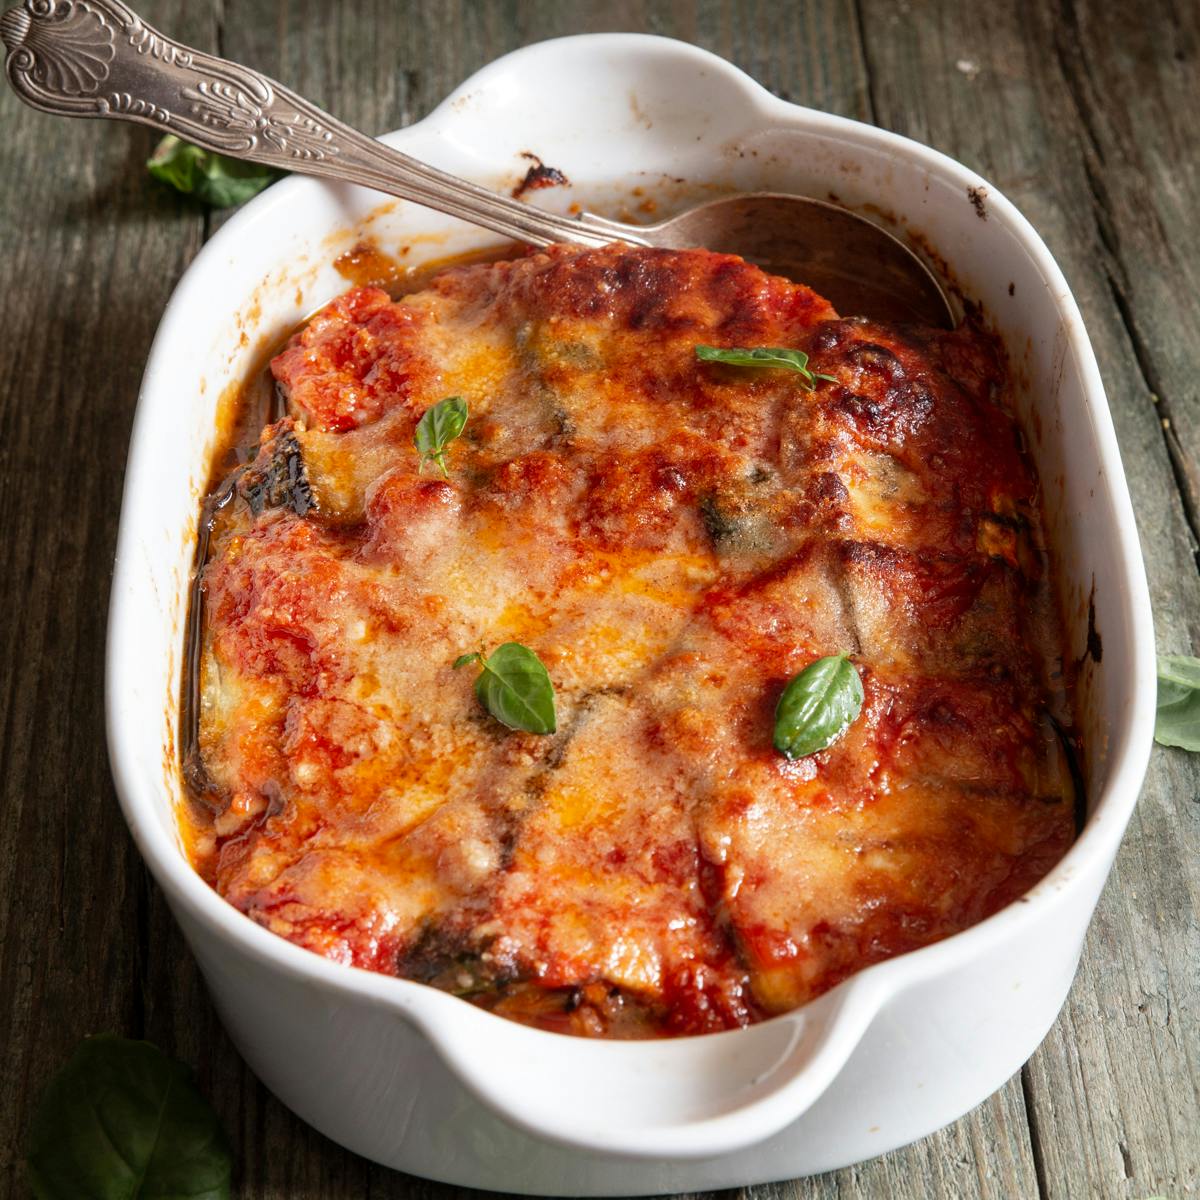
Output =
[
  {"x1": 774, "y1": 654, "x2": 864, "y2": 759},
  {"x1": 147, "y1": 135, "x2": 280, "y2": 208},
  {"x1": 695, "y1": 344, "x2": 837, "y2": 390},
  {"x1": 1158, "y1": 653, "x2": 1200, "y2": 691},
  {"x1": 458, "y1": 642, "x2": 557, "y2": 733},
  {"x1": 414, "y1": 396, "x2": 469, "y2": 477},
  {"x1": 26, "y1": 1035, "x2": 232, "y2": 1200},
  {"x1": 1155, "y1": 654, "x2": 1200, "y2": 750}
]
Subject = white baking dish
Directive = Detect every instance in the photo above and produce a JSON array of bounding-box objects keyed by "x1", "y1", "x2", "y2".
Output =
[{"x1": 106, "y1": 33, "x2": 1155, "y2": 1194}]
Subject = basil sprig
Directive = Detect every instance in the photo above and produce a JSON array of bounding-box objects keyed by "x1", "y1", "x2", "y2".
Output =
[
  {"x1": 147, "y1": 135, "x2": 281, "y2": 208},
  {"x1": 774, "y1": 654, "x2": 864, "y2": 759},
  {"x1": 695, "y1": 344, "x2": 837, "y2": 391},
  {"x1": 26, "y1": 1035, "x2": 232, "y2": 1200},
  {"x1": 414, "y1": 396, "x2": 468, "y2": 477},
  {"x1": 454, "y1": 642, "x2": 557, "y2": 734},
  {"x1": 1156, "y1": 654, "x2": 1200, "y2": 751}
]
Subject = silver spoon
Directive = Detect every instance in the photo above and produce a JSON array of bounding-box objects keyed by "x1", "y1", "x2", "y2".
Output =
[{"x1": 1, "y1": 0, "x2": 953, "y2": 327}]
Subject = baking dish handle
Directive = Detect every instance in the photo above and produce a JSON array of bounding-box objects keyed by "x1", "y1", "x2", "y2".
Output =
[{"x1": 413, "y1": 978, "x2": 883, "y2": 1159}]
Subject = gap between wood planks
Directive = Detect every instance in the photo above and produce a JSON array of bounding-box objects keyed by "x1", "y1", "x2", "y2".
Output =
[
  {"x1": 1020, "y1": 1069, "x2": 1052, "y2": 1200},
  {"x1": 850, "y1": 0, "x2": 881, "y2": 125}
]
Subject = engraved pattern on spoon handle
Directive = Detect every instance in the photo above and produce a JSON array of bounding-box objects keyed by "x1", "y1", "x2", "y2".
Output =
[{"x1": 1, "y1": 0, "x2": 646, "y2": 248}]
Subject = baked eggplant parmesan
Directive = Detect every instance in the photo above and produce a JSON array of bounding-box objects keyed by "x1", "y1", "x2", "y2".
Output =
[{"x1": 184, "y1": 243, "x2": 1077, "y2": 1038}]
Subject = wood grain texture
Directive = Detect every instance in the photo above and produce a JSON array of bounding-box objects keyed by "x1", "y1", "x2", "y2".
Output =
[{"x1": 0, "y1": 2, "x2": 1195, "y2": 1198}]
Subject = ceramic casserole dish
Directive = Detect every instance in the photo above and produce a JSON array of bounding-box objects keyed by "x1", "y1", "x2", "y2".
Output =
[{"x1": 106, "y1": 33, "x2": 1155, "y2": 1195}]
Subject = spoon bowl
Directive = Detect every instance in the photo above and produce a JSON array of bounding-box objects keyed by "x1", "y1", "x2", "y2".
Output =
[{"x1": 587, "y1": 193, "x2": 954, "y2": 326}]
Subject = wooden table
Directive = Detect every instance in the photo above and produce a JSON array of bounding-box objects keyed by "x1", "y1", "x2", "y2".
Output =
[{"x1": 2, "y1": 2, "x2": 1197, "y2": 1197}]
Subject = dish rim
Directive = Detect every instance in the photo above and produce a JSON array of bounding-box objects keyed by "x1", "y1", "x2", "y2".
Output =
[{"x1": 105, "y1": 31, "x2": 1157, "y2": 1159}]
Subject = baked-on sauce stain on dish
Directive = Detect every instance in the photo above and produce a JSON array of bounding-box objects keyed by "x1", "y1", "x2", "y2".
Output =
[
  {"x1": 512, "y1": 153, "x2": 570, "y2": 199},
  {"x1": 182, "y1": 244, "x2": 1080, "y2": 1038}
]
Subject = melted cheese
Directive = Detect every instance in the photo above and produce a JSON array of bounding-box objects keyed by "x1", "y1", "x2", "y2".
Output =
[{"x1": 190, "y1": 245, "x2": 1076, "y2": 1037}]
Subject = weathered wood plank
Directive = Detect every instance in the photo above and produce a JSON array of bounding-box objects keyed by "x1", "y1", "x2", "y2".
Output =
[
  {"x1": 0, "y1": 4, "x2": 218, "y2": 1196},
  {"x1": 1020, "y1": 3, "x2": 1200, "y2": 1197},
  {"x1": 1051, "y1": 0, "x2": 1200, "y2": 551},
  {"x1": 855, "y1": 2, "x2": 1200, "y2": 1198}
]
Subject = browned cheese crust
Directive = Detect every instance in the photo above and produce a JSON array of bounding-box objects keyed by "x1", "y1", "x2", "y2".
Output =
[{"x1": 189, "y1": 244, "x2": 1076, "y2": 1037}]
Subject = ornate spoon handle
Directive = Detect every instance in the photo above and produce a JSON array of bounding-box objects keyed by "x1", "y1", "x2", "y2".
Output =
[{"x1": 1, "y1": 0, "x2": 645, "y2": 249}]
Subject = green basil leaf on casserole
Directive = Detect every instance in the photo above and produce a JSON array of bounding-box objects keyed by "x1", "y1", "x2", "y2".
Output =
[
  {"x1": 774, "y1": 654, "x2": 865, "y2": 759},
  {"x1": 147, "y1": 135, "x2": 281, "y2": 208},
  {"x1": 414, "y1": 396, "x2": 469, "y2": 477},
  {"x1": 1155, "y1": 654, "x2": 1200, "y2": 751},
  {"x1": 695, "y1": 344, "x2": 837, "y2": 390},
  {"x1": 454, "y1": 642, "x2": 557, "y2": 734},
  {"x1": 26, "y1": 1035, "x2": 232, "y2": 1200}
]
